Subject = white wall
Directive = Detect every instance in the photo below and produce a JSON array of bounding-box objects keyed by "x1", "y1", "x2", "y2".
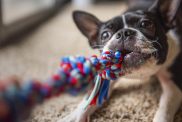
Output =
[{"x1": 2, "y1": 0, "x2": 55, "y2": 25}]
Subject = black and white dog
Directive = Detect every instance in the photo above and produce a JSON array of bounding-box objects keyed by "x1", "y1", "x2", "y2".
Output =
[{"x1": 59, "y1": 0, "x2": 182, "y2": 122}]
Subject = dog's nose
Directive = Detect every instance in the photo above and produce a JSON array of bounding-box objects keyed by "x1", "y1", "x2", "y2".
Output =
[{"x1": 116, "y1": 29, "x2": 135, "y2": 40}]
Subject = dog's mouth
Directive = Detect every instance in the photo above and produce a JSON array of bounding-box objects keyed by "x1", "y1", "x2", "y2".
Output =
[
  {"x1": 121, "y1": 49, "x2": 152, "y2": 70},
  {"x1": 122, "y1": 49, "x2": 134, "y2": 57}
]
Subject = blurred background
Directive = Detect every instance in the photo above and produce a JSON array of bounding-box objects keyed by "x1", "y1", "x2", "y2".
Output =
[
  {"x1": 0, "y1": 0, "x2": 181, "y2": 122},
  {"x1": 0, "y1": 0, "x2": 154, "y2": 46},
  {"x1": 0, "y1": 0, "x2": 132, "y2": 79}
]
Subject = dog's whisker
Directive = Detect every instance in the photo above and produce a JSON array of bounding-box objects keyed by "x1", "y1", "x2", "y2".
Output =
[
  {"x1": 151, "y1": 41, "x2": 162, "y2": 48},
  {"x1": 153, "y1": 51, "x2": 158, "y2": 59}
]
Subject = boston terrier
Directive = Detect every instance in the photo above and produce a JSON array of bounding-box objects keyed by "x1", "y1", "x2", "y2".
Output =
[{"x1": 58, "y1": 0, "x2": 182, "y2": 122}]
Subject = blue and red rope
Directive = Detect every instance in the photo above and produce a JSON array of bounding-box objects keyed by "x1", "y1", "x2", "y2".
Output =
[{"x1": 0, "y1": 50, "x2": 123, "y2": 122}]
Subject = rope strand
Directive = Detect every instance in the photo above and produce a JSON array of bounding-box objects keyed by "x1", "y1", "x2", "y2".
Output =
[{"x1": 0, "y1": 50, "x2": 123, "y2": 122}]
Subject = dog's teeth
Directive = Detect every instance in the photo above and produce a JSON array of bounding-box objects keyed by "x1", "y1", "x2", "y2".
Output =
[{"x1": 125, "y1": 54, "x2": 131, "y2": 58}]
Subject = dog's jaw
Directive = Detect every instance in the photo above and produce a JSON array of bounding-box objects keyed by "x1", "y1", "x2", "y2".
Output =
[{"x1": 123, "y1": 57, "x2": 160, "y2": 81}]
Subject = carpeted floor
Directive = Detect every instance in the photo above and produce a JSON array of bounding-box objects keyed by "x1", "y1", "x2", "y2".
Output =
[{"x1": 0, "y1": 2, "x2": 181, "y2": 122}]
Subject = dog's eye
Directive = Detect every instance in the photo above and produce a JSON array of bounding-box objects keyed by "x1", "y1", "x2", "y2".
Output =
[
  {"x1": 101, "y1": 31, "x2": 111, "y2": 40},
  {"x1": 140, "y1": 20, "x2": 153, "y2": 28}
]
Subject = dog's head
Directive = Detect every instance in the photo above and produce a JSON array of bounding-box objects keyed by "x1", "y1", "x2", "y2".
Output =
[{"x1": 72, "y1": 0, "x2": 180, "y2": 79}]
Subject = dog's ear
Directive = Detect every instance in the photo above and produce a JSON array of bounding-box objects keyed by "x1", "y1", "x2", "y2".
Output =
[
  {"x1": 149, "y1": 0, "x2": 181, "y2": 29},
  {"x1": 73, "y1": 10, "x2": 102, "y2": 47}
]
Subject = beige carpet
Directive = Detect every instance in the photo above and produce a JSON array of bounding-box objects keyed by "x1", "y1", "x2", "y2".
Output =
[{"x1": 0, "y1": 2, "x2": 181, "y2": 122}]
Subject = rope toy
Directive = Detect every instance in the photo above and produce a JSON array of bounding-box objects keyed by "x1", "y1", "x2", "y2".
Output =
[{"x1": 0, "y1": 50, "x2": 123, "y2": 122}]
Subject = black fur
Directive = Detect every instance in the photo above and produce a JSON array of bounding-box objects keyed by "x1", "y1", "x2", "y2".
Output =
[{"x1": 169, "y1": 3, "x2": 182, "y2": 90}]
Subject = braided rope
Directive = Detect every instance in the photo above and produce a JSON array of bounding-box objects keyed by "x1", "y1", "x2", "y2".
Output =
[{"x1": 0, "y1": 50, "x2": 123, "y2": 122}]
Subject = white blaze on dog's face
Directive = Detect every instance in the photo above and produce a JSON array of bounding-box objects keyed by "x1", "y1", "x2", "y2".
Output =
[{"x1": 72, "y1": 9, "x2": 172, "y2": 81}]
